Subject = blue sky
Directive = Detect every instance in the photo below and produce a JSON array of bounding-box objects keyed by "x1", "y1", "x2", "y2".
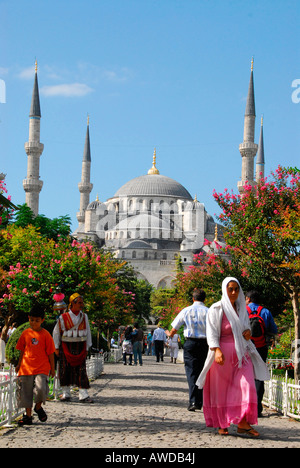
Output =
[{"x1": 0, "y1": 0, "x2": 299, "y2": 229}]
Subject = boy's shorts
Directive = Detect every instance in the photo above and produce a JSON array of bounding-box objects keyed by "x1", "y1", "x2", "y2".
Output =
[{"x1": 17, "y1": 374, "x2": 49, "y2": 408}]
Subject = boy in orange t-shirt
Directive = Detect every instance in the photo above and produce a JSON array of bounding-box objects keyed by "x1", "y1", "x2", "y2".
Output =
[{"x1": 16, "y1": 304, "x2": 56, "y2": 426}]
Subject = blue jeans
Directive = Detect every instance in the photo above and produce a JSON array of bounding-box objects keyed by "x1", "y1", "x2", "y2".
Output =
[{"x1": 133, "y1": 341, "x2": 143, "y2": 365}]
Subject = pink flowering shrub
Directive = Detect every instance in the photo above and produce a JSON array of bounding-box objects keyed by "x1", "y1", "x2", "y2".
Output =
[{"x1": 0, "y1": 226, "x2": 135, "y2": 334}]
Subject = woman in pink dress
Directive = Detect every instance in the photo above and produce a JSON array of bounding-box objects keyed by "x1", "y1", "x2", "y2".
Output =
[{"x1": 196, "y1": 277, "x2": 269, "y2": 437}]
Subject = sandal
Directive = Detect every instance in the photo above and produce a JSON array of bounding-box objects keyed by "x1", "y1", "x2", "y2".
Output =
[
  {"x1": 34, "y1": 405, "x2": 48, "y2": 422},
  {"x1": 218, "y1": 428, "x2": 229, "y2": 436},
  {"x1": 18, "y1": 414, "x2": 33, "y2": 426},
  {"x1": 237, "y1": 426, "x2": 260, "y2": 438}
]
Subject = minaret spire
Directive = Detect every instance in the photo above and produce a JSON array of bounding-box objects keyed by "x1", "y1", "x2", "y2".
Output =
[
  {"x1": 256, "y1": 115, "x2": 265, "y2": 183},
  {"x1": 23, "y1": 60, "x2": 44, "y2": 216},
  {"x1": 77, "y1": 115, "x2": 93, "y2": 227},
  {"x1": 237, "y1": 58, "x2": 258, "y2": 193}
]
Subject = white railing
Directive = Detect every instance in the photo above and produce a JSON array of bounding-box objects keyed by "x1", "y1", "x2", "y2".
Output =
[
  {"x1": 263, "y1": 359, "x2": 300, "y2": 420},
  {"x1": 0, "y1": 367, "x2": 24, "y2": 427},
  {"x1": 104, "y1": 347, "x2": 123, "y2": 363},
  {"x1": 0, "y1": 354, "x2": 105, "y2": 427}
]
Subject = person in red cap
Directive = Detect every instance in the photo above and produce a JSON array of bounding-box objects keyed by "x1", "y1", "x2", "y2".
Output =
[{"x1": 53, "y1": 293, "x2": 93, "y2": 403}]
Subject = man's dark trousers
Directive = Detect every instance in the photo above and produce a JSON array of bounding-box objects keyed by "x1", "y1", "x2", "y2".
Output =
[
  {"x1": 184, "y1": 338, "x2": 208, "y2": 408},
  {"x1": 255, "y1": 345, "x2": 268, "y2": 415},
  {"x1": 154, "y1": 340, "x2": 164, "y2": 362}
]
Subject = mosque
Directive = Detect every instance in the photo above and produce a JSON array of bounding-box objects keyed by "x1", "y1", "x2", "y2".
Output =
[{"x1": 22, "y1": 59, "x2": 265, "y2": 288}]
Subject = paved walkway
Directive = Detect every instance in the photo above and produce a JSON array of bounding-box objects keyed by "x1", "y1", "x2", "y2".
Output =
[{"x1": 0, "y1": 356, "x2": 299, "y2": 449}]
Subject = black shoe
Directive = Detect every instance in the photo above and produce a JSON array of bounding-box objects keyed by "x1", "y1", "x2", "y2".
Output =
[
  {"x1": 18, "y1": 414, "x2": 33, "y2": 426},
  {"x1": 188, "y1": 403, "x2": 202, "y2": 411},
  {"x1": 34, "y1": 405, "x2": 47, "y2": 422},
  {"x1": 188, "y1": 403, "x2": 196, "y2": 411}
]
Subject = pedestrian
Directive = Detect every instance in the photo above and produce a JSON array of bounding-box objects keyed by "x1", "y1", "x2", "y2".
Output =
[
  {"x1": 153, "y1": 323, "x2": 167, "y2": 362},
  {"x1": 7, "y1": 323, "x2": 17, "y2": 338},
  {"x1": 122, "y1": 326, "x2": 133, "y2": 366},
  {"x1": 146, "y1": 330, "x2": 153, "y2": 356},
  {"x1": 245, "y1": 290, "x2": 278, "y2": 417},
  {"x1": 169, "y1": 289, "x2": 208, "y2": 411},
  {"x1": 196, "y1": 277, "x2": 270, "y2": 437},
  {"x1": 52, "y1": 293, "x2": 93, "y2": 403},
  {"x1": 15, "y1": 303, "x2": 56, "y2": 426},
  {"x1": 168, "y1": 333, "x2": 180, "y2": 363},
  {"x1": 132, "y1": 322, "x2": 143, "y2": 366}
]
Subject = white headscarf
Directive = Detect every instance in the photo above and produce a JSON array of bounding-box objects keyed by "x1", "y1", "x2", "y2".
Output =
[
  {"x1": 196, "y1": 276, "x2": 270, "y2": 389},
  {"x1": 221, "y1": 277, "x2": 252, "y2": 368}
]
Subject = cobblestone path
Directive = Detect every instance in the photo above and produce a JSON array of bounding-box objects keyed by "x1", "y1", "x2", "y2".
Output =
[{"x1": 0, "y1": 356, "x2": 299, "y2": 449}]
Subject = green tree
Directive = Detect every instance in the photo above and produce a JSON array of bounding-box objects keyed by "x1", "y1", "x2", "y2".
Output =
[
  {"x1": 13, "y1": 204, "x2": 71, "y2": 240},
  {"x1": 214, "y1": 166, "x2": 300, "y2": 378}
]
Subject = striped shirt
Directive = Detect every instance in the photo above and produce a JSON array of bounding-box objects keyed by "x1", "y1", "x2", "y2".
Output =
[{"x1": 171, "y1": 301, "x2": 208, "y2": 339}]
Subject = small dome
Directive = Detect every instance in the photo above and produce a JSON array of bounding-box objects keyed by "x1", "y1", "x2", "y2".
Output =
[
  {"x1": 87, "y1": 196, "x2": 102, "y2": 210},
  {"x1": 125, "y1": 240, "x2": 153, "y2": 249}
]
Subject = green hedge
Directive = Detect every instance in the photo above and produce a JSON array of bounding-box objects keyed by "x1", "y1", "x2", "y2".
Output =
[{"x1": 5, "y1": 323, "x2": 30, "y2": 367}]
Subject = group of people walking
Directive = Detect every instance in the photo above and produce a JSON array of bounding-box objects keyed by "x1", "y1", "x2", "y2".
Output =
[
  {"x1": 13, "y1": 276, "x2": 277, "y2": 439},
  {"x1": 121, "y1": 322, "x2": 180, "y2": 366}
]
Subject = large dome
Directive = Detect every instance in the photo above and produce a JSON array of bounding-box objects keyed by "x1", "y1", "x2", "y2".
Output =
[{"x1": 113, "y1": 174, "x2": 193, "y2": 200}]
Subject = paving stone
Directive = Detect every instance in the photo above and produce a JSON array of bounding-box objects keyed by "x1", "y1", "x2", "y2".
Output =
[{"x1": 0, "y1": 356, "x2": 299, "y2": 449}]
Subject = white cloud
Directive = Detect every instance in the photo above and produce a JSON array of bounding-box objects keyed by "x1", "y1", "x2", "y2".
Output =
[
  {"x1": 18, "y1": 66, "x2": 35, "y2": 80},
  {"x1": 101, "y1": 67, "x2": 134, "y2": 83},
  {"x1": 0, "y1": 67, "x2": 9, "y2": 76},
  {"x1": 40, "y1": 83, "x2": 94, "y2": 97}
]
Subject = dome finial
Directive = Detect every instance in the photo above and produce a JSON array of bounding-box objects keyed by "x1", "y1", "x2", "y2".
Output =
[
  {"x1": 148, "y1": 147, "x2": 160, "y2": 175},
  {"x1": 214, "y1": 224, "x2": 218, "y2": 242}
]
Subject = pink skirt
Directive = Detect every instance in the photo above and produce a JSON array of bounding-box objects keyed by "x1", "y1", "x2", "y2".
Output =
[{"x1": 203, "y1": 314, "x2": 258, "y2": 429}]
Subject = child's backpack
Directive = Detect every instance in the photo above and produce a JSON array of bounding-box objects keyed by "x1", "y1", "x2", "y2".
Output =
[{"x1": 246, "y1": 306, "x2": 266, "y2": 348}]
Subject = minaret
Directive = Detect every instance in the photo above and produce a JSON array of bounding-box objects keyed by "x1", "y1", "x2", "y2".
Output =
[
  {"x1": 237, "y1": 58, "x2": 258, "y2": 193},
  {"x1": 23, "y1": 61, "x2": 44, "y2": 216},
  {"x1": 255, "y1": 115, "x2": 265, "y2": 183},
  {"x1": 77, "y1": 116, "x2": 93, "y2": 227}
]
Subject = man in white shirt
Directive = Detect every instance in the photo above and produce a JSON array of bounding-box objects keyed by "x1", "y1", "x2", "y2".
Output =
[
  {"x1": 53, "y1": 293, "x2": 93, "y2": 403},
  {"x1": 169, "y1": 289, "x2": 208, "y2": 411},
  {"x1": 152, "y1": 323, "x2": 167, "y2": 362}
]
